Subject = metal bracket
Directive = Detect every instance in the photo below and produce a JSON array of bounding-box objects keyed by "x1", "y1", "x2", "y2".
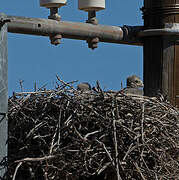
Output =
[
  {"x1": 122, "y1": 25, "x2": 144, "y2": 40},
  {"x1": 0, "y1": 17, "x2": 10, "y2": 26},
  {"x1": 137, "y1": 23, "x2": 179, "y2": 40}
]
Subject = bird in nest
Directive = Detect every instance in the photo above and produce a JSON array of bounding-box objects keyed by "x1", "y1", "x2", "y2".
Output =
[
  {"x1": 76, "y1": 82, "x2": 94, "y2": 101},
  {"x1": 123, "y1": 75, "x2": 144, "y2": 95},
  {"x1": 77, "y1": 82, "x2": 91, "y2": 91}
]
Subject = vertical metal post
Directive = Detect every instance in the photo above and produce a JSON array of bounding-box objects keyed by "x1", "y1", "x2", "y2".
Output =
[
  {"x1": 143, "y1": 0, "x2": 179, "y2": 107},
  {"x1": 0, "y1": 13, "x2": 8, "y2": 178}
]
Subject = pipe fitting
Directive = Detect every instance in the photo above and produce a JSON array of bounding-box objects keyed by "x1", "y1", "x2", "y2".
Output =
[
  {"x1": 86, "y1": 11, "x2": 98, "y2": 25},
  {"x1": 48, "y1": 7, "x2": 61, "y2": 21},
  {"x1": 50, "y1": 34, "x2": 62, "y2": 45},
  {"x1": 87, "y1": 37, "x2": 99, "y2": 49}
]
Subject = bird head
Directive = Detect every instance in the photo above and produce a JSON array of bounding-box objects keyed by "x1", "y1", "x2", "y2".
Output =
[
  {"x1": 77, "y1": 82, "x2": 91, "y2": 91},
  {"x1": 127, "y1": 75, "x2": 144, "y2": 88}
]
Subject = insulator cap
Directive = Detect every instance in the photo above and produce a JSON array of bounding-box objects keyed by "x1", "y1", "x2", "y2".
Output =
[
  {"x1": 40, "y1": 0, "x2": 67, "y2": 8},
  {"x1": 78, "y1": 0, "x2": 105, "y2": 11}
]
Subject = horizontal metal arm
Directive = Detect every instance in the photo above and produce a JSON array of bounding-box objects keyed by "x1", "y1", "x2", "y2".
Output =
[
  {"x1": 138, "y1": 28, "x2": 179, "y2": 37},
  {"x1": 137, "y1": 23, "x2": 179, "y2": 38},
  {"x1": 4, "y1": 15, "x2": 179, "y2": 47},
  {"x1": 6, "y1": 15, "x2": 143, "y2": 46}
]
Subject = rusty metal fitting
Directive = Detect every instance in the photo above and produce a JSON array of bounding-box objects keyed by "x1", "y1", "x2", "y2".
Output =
[
  {"x1": 50, "y1": 34, "x2": 62, "y2": 45},
  {"x1": 48, "y1": 7, "x2": 62, "y2": 45},
  {"x1": 48, "y1": 7, "x2": 61, "y2": 21},
  {"x1": 87, "y1": 37, "x2": 99, "y2": 50},
  {"x1": 86, "y1": 11, "x2": 99, "y2": 50},
  {"x1": 86, "y1": 17, "x2": 98, "y2": 25},
  {"x1": 86, "y1": 10, "x2": 98, "y2": 25}
]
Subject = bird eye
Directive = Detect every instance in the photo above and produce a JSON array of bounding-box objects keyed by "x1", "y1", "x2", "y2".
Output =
[{"x1": 135, "y1": 80, "x2": 139, "y2": 83}]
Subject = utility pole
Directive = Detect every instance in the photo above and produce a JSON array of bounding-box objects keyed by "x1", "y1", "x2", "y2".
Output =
[
  {"x1": 143, "y1": 0, "x2": 179, "y2": 107},
  {"x1": 0, "y1": 13, "x2": 8, "y2": 177}
]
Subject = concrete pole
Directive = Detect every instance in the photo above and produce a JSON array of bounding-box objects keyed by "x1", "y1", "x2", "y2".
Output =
[
  {"x1": 0, "y1": 13, "x2": 8, "y2": 177},
  {"x1": 143, "y1": 0, "x2": 179, "y2": 107}
]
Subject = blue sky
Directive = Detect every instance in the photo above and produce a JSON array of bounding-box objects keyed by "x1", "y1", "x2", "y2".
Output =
[{"x1": 1, "y1": 0, "x2": 144, "y2": 95}]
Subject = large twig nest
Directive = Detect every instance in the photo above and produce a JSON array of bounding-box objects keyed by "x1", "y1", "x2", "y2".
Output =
[{"x1": 2, "y1": 79, "x2": 179, "y2": 180}]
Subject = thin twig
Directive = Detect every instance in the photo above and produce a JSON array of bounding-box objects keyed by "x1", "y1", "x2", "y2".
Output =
[
  {"x1": 15, "y1": 155, "x2": 57, "y2": 163},
  {"x1": 141, "y1": 103, "x2": 145, "y2": 143},
  {"x1": 12, "y1": 162, "x2": 23, "y2": 180},
  {"x1": 112, "y1": 110, "x2": 123, "y2": 180}
]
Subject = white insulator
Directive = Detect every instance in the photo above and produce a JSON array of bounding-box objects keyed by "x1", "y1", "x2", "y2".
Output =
[
  {"x1": 40, "y1": 0, "x2": 67, "y2": 8},
  {"x1": 78, "y1": 0, "x2": 105, "y2": 11}
]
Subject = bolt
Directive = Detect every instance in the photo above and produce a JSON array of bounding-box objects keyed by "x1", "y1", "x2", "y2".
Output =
[
  {"x1": 87, "y1": 37, "x2": 99, "y2": 50},
  {"x1": 86, "y1": 17, "x2": 98, "y2": 25},
  {"x1": 48, "y1": 7, "x2": 61, "y2": 21},
  {"x1": 50, "y1": 34, "x2": 62, "y2": 45}
]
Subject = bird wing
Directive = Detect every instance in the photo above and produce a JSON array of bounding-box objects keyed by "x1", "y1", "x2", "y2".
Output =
[{"x1": 123, "y1": 87, "x2": 144, "y2": 96}]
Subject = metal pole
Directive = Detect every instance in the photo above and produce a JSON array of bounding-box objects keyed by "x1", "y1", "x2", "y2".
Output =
[
  {"x1": 143, "y1": 0, "x2": 179, "y2": 107},
  {"x1": 0, "y1": 13, "x2": 8, "y2": 178},
  {"x1": 6, "y1": 15, "x2": 143, "y2": 46}
]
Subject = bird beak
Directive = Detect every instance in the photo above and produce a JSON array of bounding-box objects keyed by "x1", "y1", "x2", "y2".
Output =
[{"x1": 138, "y1": 81, "x2": 144, "y2": 88}]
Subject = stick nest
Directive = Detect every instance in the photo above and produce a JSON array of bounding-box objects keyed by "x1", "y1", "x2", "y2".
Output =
[{"x1": 3, "y1": 79, "x2": 179, "y2": 180}]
